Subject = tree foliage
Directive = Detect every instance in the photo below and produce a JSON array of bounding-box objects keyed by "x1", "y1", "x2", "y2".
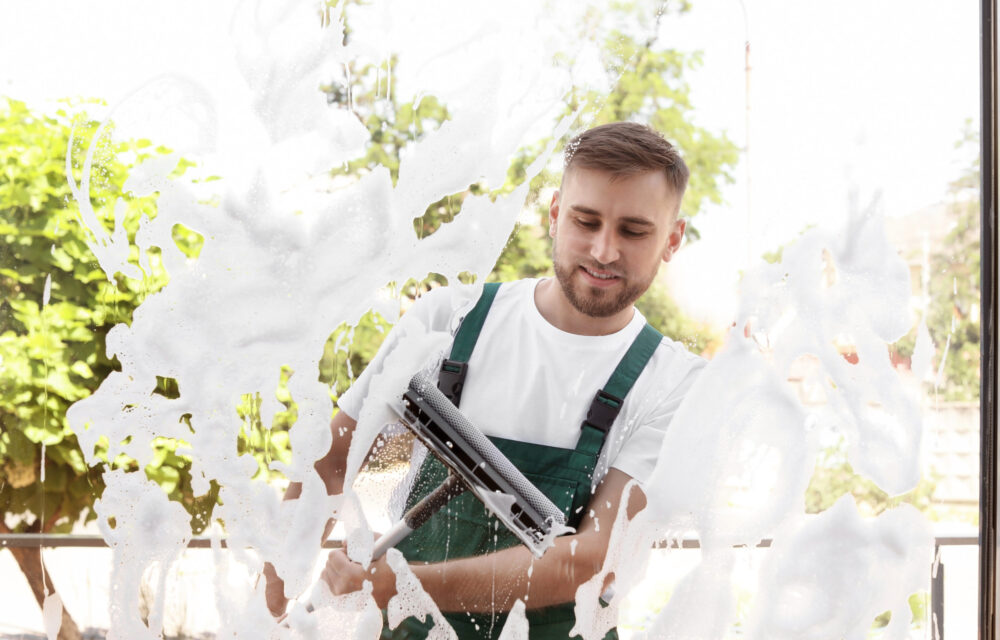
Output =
[
  {"x1": 0, "y1": 98, "x2": 229, "y2": 638},
  {"x1": 804, "y1": 440, "x2": 936, "y2": 518},
  {"x1": 1, "y1": 0, "x2": 739, "y2": 543},
  {"x1": 318, "y1": 0, "x2": 734, "y2": 365},
  {"x1": 803, "y1": 126, "x2": 981, "y2": 527},
  {"x1": 890, "y1": 124, "x2": 981, "y2": 400},
  {"x1": 925, "y1": 124, "x2": 980, "y2": 401},
  {"x1": 0, "y1": 98, "x2": 216, "y2": 536},
  {"x1": 563, "y1": 0, "x2": 738, "y2": 234}
]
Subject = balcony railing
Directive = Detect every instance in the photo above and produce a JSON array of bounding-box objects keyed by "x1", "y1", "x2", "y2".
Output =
[{"x1": 1, "y1": 531, "x2": 978, "y2": 638}]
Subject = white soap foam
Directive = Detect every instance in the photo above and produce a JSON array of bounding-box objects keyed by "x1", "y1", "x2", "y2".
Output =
[
  {"x1": 910, "y1": 320, "x2": 935, "y2": 382},
  {"x1": 384, "y1": 549, "x2": 457, "y2": 639},
  {"x1": 571, "y1": 480, "x2": 656, "y2": 640},
  {"x1": 626, "y1": 202, "x2": 931, "y2": 636},
  {"x1": 644, "y1": 548, "x2": 737, "y2": 640},
  {"x1": 59, "y1": 1, "x2": 936, "y2": 637},
  {"x1": 294, "y1": 578, "x2": 384, "y2": 640},
  {"x1": 63, "y1": 0, "x2": 616, "y2": 634},
  {"x1": 42, "y1": 273, "x2": 52, "y2": 306},
  {"x1": 41, "y1": 590, "x2": 63, "y2": 640},
  {"x1": 746, "y1": 495, "x2": 934, "y2": 639},
  {"x1": 94, "y1": 469, "x2": 192, "y2": 639},
  {"x1": 496, "y1": 599, "x2": 529, "y2": 640}
]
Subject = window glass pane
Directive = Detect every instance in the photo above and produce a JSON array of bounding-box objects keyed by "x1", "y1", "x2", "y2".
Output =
[{"x1": 0, "y1": 1, "x2": 984, "y2": 638}]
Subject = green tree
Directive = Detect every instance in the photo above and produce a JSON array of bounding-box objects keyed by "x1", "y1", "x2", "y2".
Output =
[
  {"x1": 1, "y1": 4, "x2": 738, "y2": 632},
  {"x1": 321, "y1": 0, "x2": 734, "y2": 362},
  {"x1": 562, "y1": 0, "x2": 738, "y2": 233},
  {"x1": 802, "y1": 126, "x2": 981, "y2": 538},
  {"x1": 0, "y1": 99, "x2": 219, "y2": 639},
  {"x1": 804, "y1": 441, "x2": 936, "y2": 518},
  {"x1": 925, "y1": 124, "x2": 980, "y2": 401},
  {"x1": 487, "y1": 0, "x2": 736, "y2": 353},
  {"x1": 891, "y1": 124, "x2": 981, "y2": 399}
]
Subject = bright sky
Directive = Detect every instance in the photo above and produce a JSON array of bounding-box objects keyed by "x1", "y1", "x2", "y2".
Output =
[
  {"x1": 658, "y1": 0, "x2": 980, "y2": 325},
  {"x1": 0, "y1": 0, "x2": 982, "y2": 326}
]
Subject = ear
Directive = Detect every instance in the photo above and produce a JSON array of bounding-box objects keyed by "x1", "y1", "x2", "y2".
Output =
[
  {"x1": 662, "y1": 217, "x2": 686, "y2": 263},
  {"x1": 548, "y1": 190, "x2": 560, "y2": 239}
]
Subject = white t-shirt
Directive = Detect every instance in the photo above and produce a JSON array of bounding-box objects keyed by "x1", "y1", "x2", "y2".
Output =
[{"x1": 338, "y1": 278, "x2": 704, "y2": 487}]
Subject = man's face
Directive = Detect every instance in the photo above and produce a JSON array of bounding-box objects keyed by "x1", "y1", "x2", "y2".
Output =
[{"x1": 549, "y1": 166, "x2": 685, "y2": 319}]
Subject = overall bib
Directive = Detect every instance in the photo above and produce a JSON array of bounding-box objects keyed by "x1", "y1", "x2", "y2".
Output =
[{"x1": 382, "y1": 283, "x2": 662, "y2": 640}]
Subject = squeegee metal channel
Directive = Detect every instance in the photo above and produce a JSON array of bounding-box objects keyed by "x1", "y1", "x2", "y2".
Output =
[
  {"x1": 401, "y1": 393, "x2": 549, "y2": 545},
  {"x1": 404, "y1": 403, "x2": 546, "y2": 546}
]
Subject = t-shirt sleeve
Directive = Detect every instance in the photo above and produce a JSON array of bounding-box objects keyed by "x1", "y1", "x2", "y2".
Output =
[
  {"x1": 607, "y1": 347, "x2": 706, "y2": 485},
  {"x1": 336, "y1": 285, "x2": 475, "y2": 421}
]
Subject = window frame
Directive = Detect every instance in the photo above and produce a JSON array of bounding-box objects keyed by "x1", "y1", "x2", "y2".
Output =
[{"x1": 978, "y1": 0, "x2": 998, "y2": 637}]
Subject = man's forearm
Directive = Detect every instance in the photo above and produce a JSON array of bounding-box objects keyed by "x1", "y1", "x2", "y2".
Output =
[
  {"x1": 322, "y1": 471, "x2": 642, "y2": 617},
  {"x1": 384, "y1": 469, "x2": 643, "y2": 614},
  {"x1": 264, "y1": 410, "x2": 358, "y2": 615},
  {"x1": 407, "y1": 531, "x2": 607, "y2": 613},
  {"x1": 279, "y1": 408, "x2": 357, "y2": 501}
]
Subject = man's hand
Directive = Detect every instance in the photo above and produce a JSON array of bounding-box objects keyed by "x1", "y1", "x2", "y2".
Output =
[{"x1": 320, "y1": 548, "x2": 397, "y2": 609}]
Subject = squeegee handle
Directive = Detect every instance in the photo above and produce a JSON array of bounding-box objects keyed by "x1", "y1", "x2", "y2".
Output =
[{"x1": 372, "y1": 473, "x2": 466, "y2": 559}]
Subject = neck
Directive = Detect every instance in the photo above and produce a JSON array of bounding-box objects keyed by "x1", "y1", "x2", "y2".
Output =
[{"x1": 534, "y1": 278, "x2": 635, "y2": 336}]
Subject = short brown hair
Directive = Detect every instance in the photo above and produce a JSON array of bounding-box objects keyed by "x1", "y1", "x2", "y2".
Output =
[{"x1": 563, "y1": 122, "x2": 689, "y2": 197}]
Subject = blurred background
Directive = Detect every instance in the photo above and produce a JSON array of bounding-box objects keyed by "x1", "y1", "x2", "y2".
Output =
[{"x1": 0, "y1": 0, "x2": 985, "y2": 638}]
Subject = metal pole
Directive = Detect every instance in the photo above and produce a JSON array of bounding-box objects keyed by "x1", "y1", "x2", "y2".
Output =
[
  {"x1": 933, "y1": 542, "x2": 945, "y2": 640},
  {"x1": 980, "y1": 0, "x2": 998, "y2": 637},
  {"x1": 737, "y1": 0, "x2": 751, "y2": 267}
]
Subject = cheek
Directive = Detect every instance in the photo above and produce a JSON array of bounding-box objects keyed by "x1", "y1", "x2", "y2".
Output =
[
  {"x1": 556, "y1": 227, "x2": 585, "y2": 251},
  {"x1": 636, "y1": 243, "x2": 669, "y2": 271}
]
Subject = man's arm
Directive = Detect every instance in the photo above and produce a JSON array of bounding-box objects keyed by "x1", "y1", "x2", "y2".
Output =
[
  {"x1": 321, "y1": 467, "x2": 646, "y2": 613},
  {"x1": 264, "y1": 409, "x2": 359, "y2": 616}
]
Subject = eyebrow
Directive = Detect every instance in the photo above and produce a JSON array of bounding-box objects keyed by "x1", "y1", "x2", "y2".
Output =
[{"x1": 569, "y1": 204, "x2": 655, "y2": 227}]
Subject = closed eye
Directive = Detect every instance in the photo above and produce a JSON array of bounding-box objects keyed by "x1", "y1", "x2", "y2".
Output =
[{"x1": 621, "y1": 227, "x2": 650, "y2": 238}]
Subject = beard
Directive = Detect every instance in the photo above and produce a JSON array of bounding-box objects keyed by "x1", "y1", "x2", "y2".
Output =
[{"x1": 552, "y1": 239, "x2": 656, "y2": 318}]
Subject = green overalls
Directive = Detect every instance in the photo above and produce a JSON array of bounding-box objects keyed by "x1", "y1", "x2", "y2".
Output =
[{"x1": 382, "y1": 282, "x2": 662, "y2": 640}]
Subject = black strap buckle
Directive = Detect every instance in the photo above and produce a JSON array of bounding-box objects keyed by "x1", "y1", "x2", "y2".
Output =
[
  {"x1": 582, "y1": 389, "x2": 623, "y2": 434},
  {"x1": 437, "y1": 359, "x2": 468, "y2": 406}
]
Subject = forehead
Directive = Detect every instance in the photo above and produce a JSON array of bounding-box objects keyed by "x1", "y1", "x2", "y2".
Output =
[{"x1": 562, "y1": 166, "x2": 680, "y2": 221}]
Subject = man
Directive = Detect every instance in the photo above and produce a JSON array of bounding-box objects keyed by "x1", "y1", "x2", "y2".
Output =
[{"x1": 265, "y1": 122, "x2": 705, "y2": 638}]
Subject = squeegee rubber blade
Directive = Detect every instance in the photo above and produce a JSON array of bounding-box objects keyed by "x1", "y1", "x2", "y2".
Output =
[
  {"x1": 403, "y1": 373, "x2": 566, "y2": 554},
  {"x1": 407, "y1": 378, "x2": 564, "y2": 525}
]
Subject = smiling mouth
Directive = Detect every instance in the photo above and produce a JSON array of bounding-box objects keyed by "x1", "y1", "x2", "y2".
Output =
[{"x1": 580, "y1": 266, "x2": 620, "y2": 281}]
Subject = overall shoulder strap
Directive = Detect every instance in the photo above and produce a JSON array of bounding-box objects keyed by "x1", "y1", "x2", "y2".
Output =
[
  {"x1": 576, "y1": 322, "x2": 664, "y2": 459},
  {"x1": 438, "y1": 281, "x2": 502, "y2": 405}
]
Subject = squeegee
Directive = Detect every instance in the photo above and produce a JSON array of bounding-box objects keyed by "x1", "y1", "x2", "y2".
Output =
[
  {"x1": 295, "y1": 369, "x2": 566, "y2": 616},
  {"x1": 374, "y1": 369, "x2": 567, "y2": 559}
]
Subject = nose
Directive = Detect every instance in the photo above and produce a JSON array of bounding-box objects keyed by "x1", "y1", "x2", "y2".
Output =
[{"x1": 590, "y1": 228, "x2": 620, "y2": 265}]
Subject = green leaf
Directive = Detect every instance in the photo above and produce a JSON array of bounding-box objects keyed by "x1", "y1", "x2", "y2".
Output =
[
  {"x1": 145, "y1": 464, "x2": 179, "y2": 495},
  {"x1": 69, "y1": 360, "x2": 94, "y2": 379},
  {"x1": 22, "y1": 422, "x2": 65, "y2": 446},
  {"x1": 3, "y1": 427, "x2": 36, "y2": 463},
  {"x1": 47, "y1": 442, "x2": 88, "y2": 474}
]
